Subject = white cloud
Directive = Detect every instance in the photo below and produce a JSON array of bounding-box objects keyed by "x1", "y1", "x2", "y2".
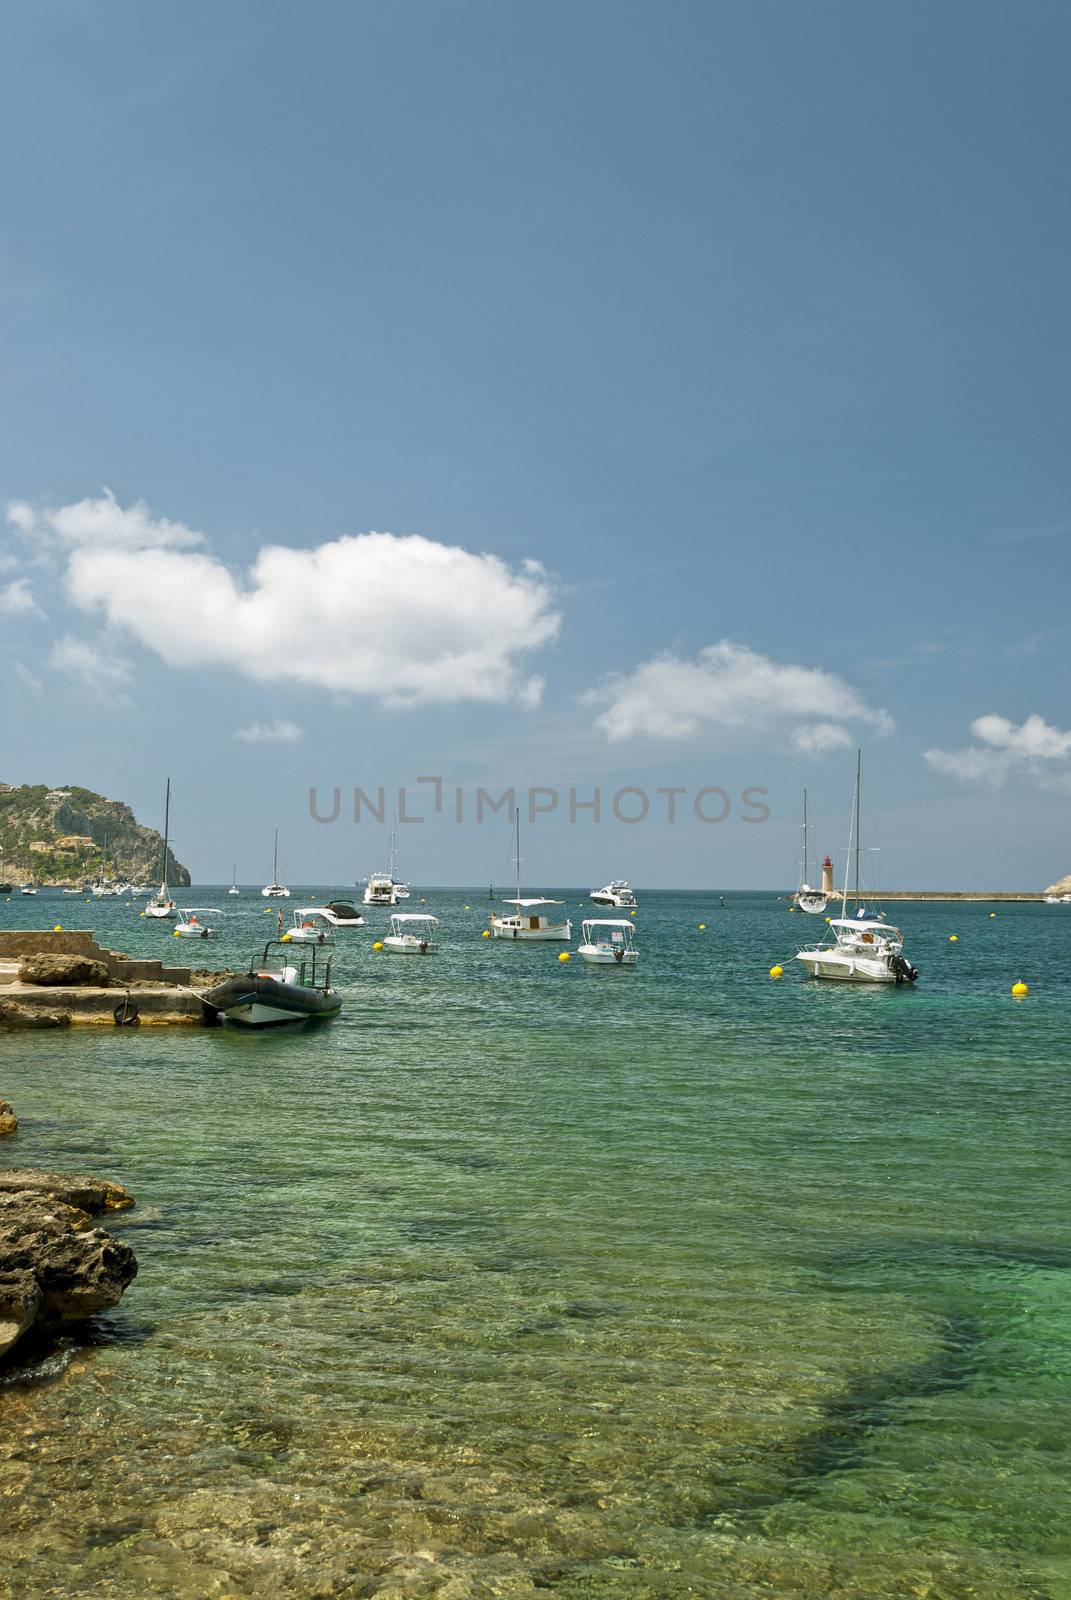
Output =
[
  {"x1": 48, "y1": 635, "x2": 133, "y2": 707},
  {"x1": 792, "y1": 721, "x2": 854, "y2": 756},
  {"x1": 0, "y1": 577, "x2": 41, "y2": 617},
  {"x1": 14, "y1": 493, "x2": 561, "y2": 709},
  {"x1": 9, "y1": 489, "x2": 203, "y2": 551},
  {"x1": 925, "y1": 712, "x2": 1071, "y2": 790},
  {"x1": 588, "y1": 640, "x2": 892, "y2": 751},
  {"x1": 234, "y1": 720, "x2": 304, "y2": 743}
]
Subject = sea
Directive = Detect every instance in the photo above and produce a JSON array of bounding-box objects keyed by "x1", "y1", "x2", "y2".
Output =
[{"x1": 0, "y1": 888, "x2": 1068, "y2": 1599}]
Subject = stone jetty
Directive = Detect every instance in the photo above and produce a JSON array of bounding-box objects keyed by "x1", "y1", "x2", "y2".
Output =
[{"x1": 0, "y1": 930, "x2": 229, "y2": 1025}]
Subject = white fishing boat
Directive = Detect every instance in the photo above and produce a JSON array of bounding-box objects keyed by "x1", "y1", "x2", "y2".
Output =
[
  {"x1": 228, "y1": 863, "x2": 240, "y2": 897},
  {"x1": 285, "y1": 908, "x2": 336, "y2": 944},
  {"x1": 145, "y1": 779, "x2": 178, "y2": 918},
  {"x1": 795, "y1": 753, "x2": 918, "y2": 985},
  {"x1": 261, "y1": 831, "x2": 291, "y2": 897},
  {"x1": 174, "y1": 907, "x2": 221, "y2": 939},
  {"x1": 382, "y1": 912, "x2": 438, "y2": 954},
  {"x1": 577, "y1": 918, "x2": 638, "y2": 966},
  {"x1": 490, "y1": 810, "x2": 572, "y2": 941},
  {"x1": 18, "y1": 883, "x2": 37, "y2": 896},
  {"x1": 590, "y1": 880, "x2": 638, "y2": 909},
  {"x1": 791, "y1": 789, "x2": 828, "y2": 914}
]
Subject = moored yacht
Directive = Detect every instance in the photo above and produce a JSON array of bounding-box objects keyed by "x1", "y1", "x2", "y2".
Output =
[
  {"x1": 174, "y1": 907, "x2": 221, "y2": 939},
  {"x1": 261, "y1": 831, "x2": 291, "y2": 897},
  {"x1": 590, "y1": 880, "x2": 637, "y2": 909},
  {"x1": 791, "y1": 789, "x2": 828, "y2": 914},
  {"x1": 228, "y1": 863, "x2": 241, "y2": 897},
  {"x1": 490, "y1": 810, "x2": 572, "y2": 941},
  {"x1": 145, "y1": 779, "x2": 178, "y2": 918},
  {"x1": 795, "y1": 753, "x2": 918, "y2": 985}
]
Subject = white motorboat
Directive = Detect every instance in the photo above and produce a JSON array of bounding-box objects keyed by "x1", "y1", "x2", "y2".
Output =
[
  {"x1": 382, "y1": 912, "x2": 438, "y2": 954},
  {"x1": 490, "y1": 810, "x2": 572, "y2": 941},
  {"x1": 261, "y1": 831, "x2": 291, "y2": 897},
  {"x1": 795, "y1": 753, "x2": 918, "y2": 986},
  {"x1": 590, "y1": 880, "x2": 637, "y2": 909},
  {"x1": 1044, "y1": 894, "x2": 1071, "y2": 905},
  {"x1": 18, "y1": 883, "x2": 37, "y2": 896},
  {"x1": 145, "y1": 778, "x2": 178, "y2": 918},
  {"x1": 791, "y1": 789, "x2": 828, "y2": 914},
  {"x1": 128, "y1": 885, "x2": 150, "y2": 897},
  {"x1": 363, "y1": 871, "x2": 398, "y2": 907},
  {"x1": 320, "y1": 900, "x2": 364, "y2": 927},
  {"x1": 174, "y1": 907, "x2": 221, "y2": 939},
  {"x1": 363, "y1": 819, "x2": 406, "y2": 905},
  {"x1": 285, "y1": 908, "x2": 336, "y2": 945},
  {"x1": 577, "y1": 918, "x2": 638, "y2": 966},
  {"x1": 228, "y1": 863, "x2": 241, "y2": 897}
]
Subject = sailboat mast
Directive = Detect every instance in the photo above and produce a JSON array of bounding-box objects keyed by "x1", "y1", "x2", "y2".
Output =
[
  {"x1": 802, "y1": 788, "x2": 809, "y2": 885},
  {"x1": 273, "y1": 829, "x2": 279, "y2": 881},
  {"x1": 514, "y1": 806, "x2": 522, "y2": 903},
  {"x1": 841, "y1": 763, "x2": 856, "y2": 920},
  {"x1": 853, "y1": 748, "x2": 861, "y2": 900},
  {"x1": 160, "y1": 778, "x2": 171, "y2": 890}
]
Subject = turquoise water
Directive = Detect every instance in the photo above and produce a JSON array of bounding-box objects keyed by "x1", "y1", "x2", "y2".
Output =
[{"x1": 1, "y1": 889, "x2": 1068, "y2": 1598}]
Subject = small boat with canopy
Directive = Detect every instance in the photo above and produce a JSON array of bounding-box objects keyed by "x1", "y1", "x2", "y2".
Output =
[
  {"x1": 382, "y1": 912, "x2": 439, "y2": 954},
  {"x1": 577, "y1": 918, "x2": 638, "y2": 966}
]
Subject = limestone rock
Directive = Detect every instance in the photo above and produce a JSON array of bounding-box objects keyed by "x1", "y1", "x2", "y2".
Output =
[
  {"x1": 17, "y1": 954, "x2": 111, "y2": 987},
  {"x1": 0, "y1": 1099, "x2": 16, "y2": 1137},
  {"x1": 0, "y1": 1176, "x2": 137, "y2": 1361},
  {"x1": 1043, "y1": 872, "x2": 1071, "y2": 897},
  {"x1": 0, "y1": 1002, "x2": 72, "y2": 1028},
  {"x1": 0, "y1": 1168, "x2": 134, "y2": 1212}
]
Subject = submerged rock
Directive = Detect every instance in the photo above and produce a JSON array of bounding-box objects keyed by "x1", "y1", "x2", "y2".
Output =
[
  {"x1": 0, "y1": 1171, "x2": 138, "y2": 1361},
  {"x1": 17, "y1": 954, "x2": 111, "y2": 987},
  {"x1": 0, "y1": 1100, "x2": 16, "y2": 1137}
]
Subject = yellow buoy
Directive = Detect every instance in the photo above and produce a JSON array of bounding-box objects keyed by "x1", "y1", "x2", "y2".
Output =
[
  {"x1": 769, "y1": 965, "x2": 784, "y2": 979},
  {"x1": 558, "y1": 951, "x2": 570, "y2": 962},
  {"x1": 139, "y1": 912, "x2": 145, "y2": 918},
  {"x1": 463, "y1": 904, "x2": 470, "y2": 910},
  {"x1": 949, "y1": 934, "x2": 958, "y2": 942},
  {"x1": 825, "y1": 916, "x2": 831, "y2": 923},
  {"x1": 1011, "y1": 980, "x2": 1029, "y2": 997},
  {"x1": 281, "y1": 932, "x2": 291, "y2": 942},
  {"x1": 698, "y1": 923, "x2": 706, "y2": 930},
  {"x1": 481, "y1": 929, "x2": 491, "y2": 938},
  {"x1": 53, "y1": 924, "x2": 62, "y2": 932},
  {"x1": 172, "y1": 928, "x2": 180, "y2": 936},
  {"x1": 372, "y1": 940, "x2": 383, "y2": 951},
  {"x1": 990, "y1": 912, "x2": 997, "y2": 918},
  {"x1": 630, "y1": 909, "x2": 636, "y2": 916}
]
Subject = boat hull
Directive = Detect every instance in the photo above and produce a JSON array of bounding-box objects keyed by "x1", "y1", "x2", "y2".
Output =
[
  {"x1": 795, "y1": 952, "x2": 897, "y2": 983},
  {"x1": 578, "y1": 947, "x2": 637, "y2": 965},
  {"x1": 382, "y1": 936, "x2": 434, "y2": 954},
  {"x1": 490, "y1": 920, "x2": 572, "y2": 941},
  {"x1": 202, "y1": 973, "x2": 342, "y2": 1027}
]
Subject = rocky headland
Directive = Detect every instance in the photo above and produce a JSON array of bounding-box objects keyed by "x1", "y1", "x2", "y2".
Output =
[{"x1": 0, "y1": 779, "x2": 190, "y2": 887}]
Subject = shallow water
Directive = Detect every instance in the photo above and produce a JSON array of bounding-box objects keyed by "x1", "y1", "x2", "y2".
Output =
[{"x1": 1, "y1": 890, "x2": 1069, "y2": 1598}]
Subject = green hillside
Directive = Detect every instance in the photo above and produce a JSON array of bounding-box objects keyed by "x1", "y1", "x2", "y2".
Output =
[{"x1": 0, "y1": 782, "x2": 191, "y2": 887}]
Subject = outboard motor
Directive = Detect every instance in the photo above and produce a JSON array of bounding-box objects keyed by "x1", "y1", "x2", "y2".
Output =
[{"x1": 888, "y1": 952, "x2": 919, "y2": 984}]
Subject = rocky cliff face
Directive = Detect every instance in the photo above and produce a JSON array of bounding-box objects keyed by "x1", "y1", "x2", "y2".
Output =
[
  {"x1": 1043, "y1": 872, "x2": 1071, "y2": 896},
  {"x1": 0, "y1": 782, "x2": 190, "y2": 886}
]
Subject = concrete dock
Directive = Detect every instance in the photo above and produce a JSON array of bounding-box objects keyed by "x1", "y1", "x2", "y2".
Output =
[{"x1": 0, "y1": 931, "x2": 224, "y2": 1025}]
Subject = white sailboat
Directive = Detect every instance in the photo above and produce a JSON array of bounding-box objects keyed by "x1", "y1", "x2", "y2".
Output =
[
  {"x1": 261, "y1": 831, "x2": 291, "y2": 897},
  {"x1": 792, "y1": 789, "x2": 828, "y2": 914},
  {"x1": 228, "y1": 863, "x2": 240, "y2": 897},
  {"x1": 795, "y1": 752, "x2": 918, "y2": 985},
  {"x1": 490, "y1": 809, "x2": 572, "y2": 942},
  {"x1": 145, "y1": 781, "x2": 178, "y2": 919}
]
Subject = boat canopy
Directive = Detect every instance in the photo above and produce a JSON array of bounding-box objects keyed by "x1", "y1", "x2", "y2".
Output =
[
  {"x1": 584, "y1": 918, "x2": 635, "y2": 930},
  {"x1": 830, "y1": 917, "x2": 902, "y2": 936},
  {"x1": 178, "y1": 907, "x2": 222, "y2": 919},
  {"x1": 294, "y1": 907, "x2": 333, "y2": 920},
  {"x1": 390, "y1": 913, "x2": 439, "y2": 924},
  {"x1": 502, "y1": 897, "x2": 564, "y2": 907}
]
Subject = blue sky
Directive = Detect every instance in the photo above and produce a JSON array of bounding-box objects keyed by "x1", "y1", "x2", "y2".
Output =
[{"x1": 1, "y1": 0, "x2": 1069, "y2": 889}]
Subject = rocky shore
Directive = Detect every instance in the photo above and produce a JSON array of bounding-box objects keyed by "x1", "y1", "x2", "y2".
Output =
[{"x1": 0, "y1": 1101, "x2": 138, "y2": 1363}]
